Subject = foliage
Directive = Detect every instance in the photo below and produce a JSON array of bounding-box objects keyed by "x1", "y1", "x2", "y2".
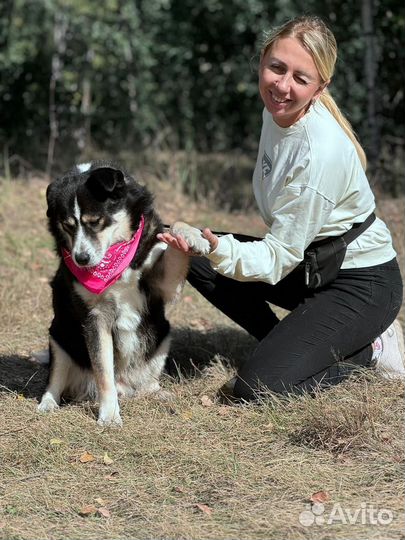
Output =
[{"x1": 0, "y1": 0, "x2": 403, "y2": 193}]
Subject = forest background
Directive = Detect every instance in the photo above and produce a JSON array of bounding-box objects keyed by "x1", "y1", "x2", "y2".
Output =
[{"x1": 1, "y1": 0, "x2": 404, "y2": 205}]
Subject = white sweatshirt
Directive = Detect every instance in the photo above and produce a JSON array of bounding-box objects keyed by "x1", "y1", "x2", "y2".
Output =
[{"x1": 207, "y1": 101, "x2": 396, "y2": 284}]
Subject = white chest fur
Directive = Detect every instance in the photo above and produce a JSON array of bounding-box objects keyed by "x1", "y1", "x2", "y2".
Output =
[
  {"x1": 109, "y1": 269, "x2": 146, "y2": 366},
  {"x1": 75, "y1": 266, "x2": 146, "y2": 367}
]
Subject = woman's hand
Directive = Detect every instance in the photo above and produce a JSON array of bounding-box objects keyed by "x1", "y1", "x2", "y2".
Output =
[
  {"x1": 157, "y1": 227, "x2": 219, "y2": 254},
  {"x1": 157, "y1": 231, "x2": 192, "y2": 253},
  {"x1": 202, "y1": 228, "x2": 219, "y2": 251}
]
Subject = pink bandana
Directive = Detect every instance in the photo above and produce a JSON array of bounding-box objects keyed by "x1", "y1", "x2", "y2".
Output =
[{"x1": 63, "y1": 215, "x2": 145, "y2": 294}]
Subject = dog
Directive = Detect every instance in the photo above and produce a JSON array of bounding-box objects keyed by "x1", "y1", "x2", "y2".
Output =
[{"x1": 38, "y1": 161, "x2": 210, "y2": 426}]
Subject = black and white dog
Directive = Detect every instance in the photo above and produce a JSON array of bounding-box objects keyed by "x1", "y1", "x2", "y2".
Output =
[{"x1": 38, "y1": 161, "x2": 209, "y2": 426}]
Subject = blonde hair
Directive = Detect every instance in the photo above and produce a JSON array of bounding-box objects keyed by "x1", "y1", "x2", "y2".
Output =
[{"x1": 262, "y1": 16, "x2": 367, "y2": 170}]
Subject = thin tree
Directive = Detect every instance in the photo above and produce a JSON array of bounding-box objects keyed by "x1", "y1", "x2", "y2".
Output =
[
  {"x1": 361, "y1": 0, "x2": 379, "y2": 168},
  {"x1": 46, "y1": 11, "x2": 67, "y2": 179}
]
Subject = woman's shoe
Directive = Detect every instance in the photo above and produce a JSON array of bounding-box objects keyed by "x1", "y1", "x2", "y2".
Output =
[{"x1": 374, "y1": 320, "x2": 405, "y2": 379}]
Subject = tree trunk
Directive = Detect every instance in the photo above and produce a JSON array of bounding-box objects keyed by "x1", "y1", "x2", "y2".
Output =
[{"x1": 46, "y1": 12, "x2": 67, "y2": 179}]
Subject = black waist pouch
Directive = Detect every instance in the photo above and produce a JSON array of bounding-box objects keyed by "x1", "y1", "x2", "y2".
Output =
[
  {"x1": 303, "y1": 237, "x2": 347, "y2": 289},
  {"x1": 302, "y1": 213, "x2": 376, "y2": 289}
]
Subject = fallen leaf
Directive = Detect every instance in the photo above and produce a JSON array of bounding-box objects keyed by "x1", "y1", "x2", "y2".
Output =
[
  {"x1": 17, "y1": 394, "x2": 25, "y2": 401},
  {"x1": 79, "y1": 504, "x2": 97, "y2": 516},
  {"x1": 310, "y1": 491, "x2": 330, "y2": 504},
  {"x1": 94, "y1": 498, "x2": 106, "y2": 506},
  {"x1": 50, "y1": 438, "x2": 63, "y2": 446},
  {"x1": 103, "y1": 452, "x2": 114, "y2": 465},
  {"x1": 97, "y1": 507, "x2": 111, "y2": 518},
  {"x1": 263, "y1": 422, "x2": 274, "y2": 432},
  {"x1": 195, "y1": 503, "x2": 213, "y2": 516},
  {"x1": 200, "y1": 395, "x2": 214, "y2": 407},
  {"x1": 181, "y1": 410, "x2": 193, "y2": 421},
  {"x1": 79, "y1": 451, "x2": 95, "y2": 463},
  {"x1": 217, "y1": 406, "x2": 231, "y2": 416}
]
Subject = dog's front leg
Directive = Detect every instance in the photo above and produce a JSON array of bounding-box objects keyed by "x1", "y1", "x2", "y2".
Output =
[
  {"x1": 159, "y1": 224, "x2": 211, "y2": 303},
  {"x1": 38, "y1": 337, "x2": 71, "y2": 413},
  {"x1": 85, "y1": 311, "x2": 122, "y2": 427},
  {"x1": 158, "y1": 246, "x2": 190, "y2": 303}
]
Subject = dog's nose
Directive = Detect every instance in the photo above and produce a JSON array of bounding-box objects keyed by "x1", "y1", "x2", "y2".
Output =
[{"x1": 75, "y1": 252, "x2": 91, "y2": 266}]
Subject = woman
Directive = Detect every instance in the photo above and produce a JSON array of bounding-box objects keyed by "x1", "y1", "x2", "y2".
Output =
[{"x1": 158, "y1": 16, "x2": 404, "y2": 400}]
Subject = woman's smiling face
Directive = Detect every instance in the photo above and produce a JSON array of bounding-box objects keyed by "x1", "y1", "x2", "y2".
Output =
[{"x1": 259, "y1": 37, "x2": 327, "y2": 127}]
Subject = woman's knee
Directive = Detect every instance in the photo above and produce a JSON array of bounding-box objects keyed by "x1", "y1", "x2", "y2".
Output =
[{"x1": 232, "y1": 371, "x2": 296, "y2": 400}]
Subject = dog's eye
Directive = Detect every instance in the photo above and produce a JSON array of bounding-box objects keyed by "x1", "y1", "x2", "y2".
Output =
[
  {"x1": 61, "y1": 221, "x2": 76, "y2": 234},
  {"x1": 86, "y1": 217, "x2": 103, "y2": 228}
]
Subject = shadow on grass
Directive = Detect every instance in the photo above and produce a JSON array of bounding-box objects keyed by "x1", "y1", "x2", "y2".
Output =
[
  {"x1": 0, "y1": 326, "x2": 256, "y2": 398},
  {"x1": 167, "y1": 325, "x2": 256, "y2": 378},
  {"x1": 0, "y1": 354, "x2": 48, "y2": 399}
]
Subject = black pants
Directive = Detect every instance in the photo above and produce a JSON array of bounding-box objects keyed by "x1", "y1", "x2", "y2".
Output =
[{"x1": 187, "y1": 251, "x2": 403, "y2": 400}]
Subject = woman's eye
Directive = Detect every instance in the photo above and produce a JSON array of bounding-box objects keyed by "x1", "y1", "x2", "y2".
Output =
[
  {"x1": 295, "y1": 76, "x2": 308, "y2": 85},
  {"x1": 270, "y1": 64, "x2": 283, "y2": 73}
]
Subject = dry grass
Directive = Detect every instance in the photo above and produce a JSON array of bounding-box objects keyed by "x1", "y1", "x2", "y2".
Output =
[{"x1": 0, "y1": 175, "x2": 404, "y2": 540}]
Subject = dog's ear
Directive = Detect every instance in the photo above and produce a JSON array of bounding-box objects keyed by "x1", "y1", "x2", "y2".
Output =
[
  {"x1": 86, "y1": 167, "x2": 126, "y2": 201},
  {"x1": 46, "y1": 182, "x2": 56, "y2": 217}
]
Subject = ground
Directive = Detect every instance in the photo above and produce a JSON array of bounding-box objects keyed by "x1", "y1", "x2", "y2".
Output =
[{"x1": 0, "y1": 174, "x2": 404, "y2": 540}]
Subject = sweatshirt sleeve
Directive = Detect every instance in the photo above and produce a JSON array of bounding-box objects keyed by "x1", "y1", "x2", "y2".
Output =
[{"x1": 207, "y1": 181, "x2": 335, "y2": 284}]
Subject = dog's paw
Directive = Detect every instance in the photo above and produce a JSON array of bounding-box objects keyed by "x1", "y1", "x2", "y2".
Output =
[
  {"x1": 170, "y1": 221, "x2": 211, "y2": 256},
  {"x1": 97, "y1": 414, "x2": 123, "y2": 428},
  {"x1": 37, "y1": 394, "x2": 60, "y2": 413},
  {"x1": 97, "y1": 405, "x2": 123, "y2": 428}
]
